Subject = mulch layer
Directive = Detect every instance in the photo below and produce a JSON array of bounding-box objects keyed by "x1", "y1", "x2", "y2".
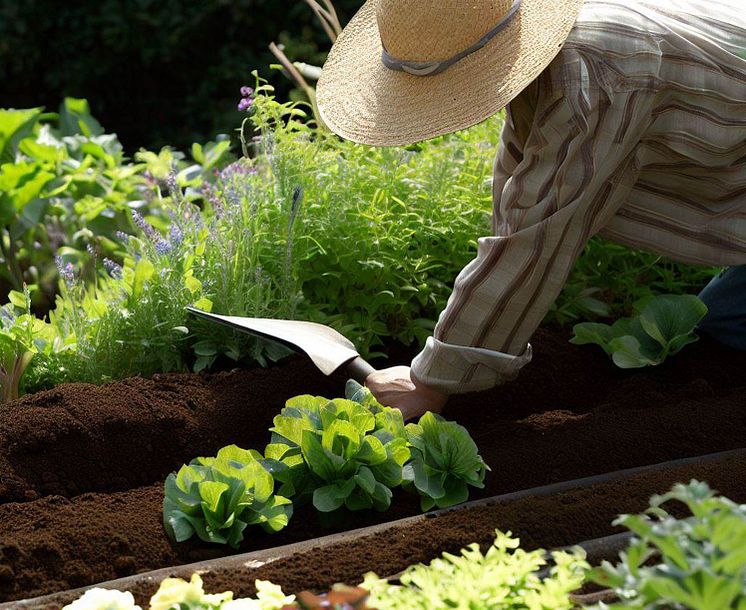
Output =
[{"x1": 1, "y1": 328, "x2": 745, "y2": 603}]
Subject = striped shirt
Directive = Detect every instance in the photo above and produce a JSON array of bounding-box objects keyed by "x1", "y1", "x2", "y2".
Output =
[{"x1": 411, "y1": 0, "x2": 746, "y2": 394}]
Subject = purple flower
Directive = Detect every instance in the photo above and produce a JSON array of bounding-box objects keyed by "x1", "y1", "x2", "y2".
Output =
[
  {"x1": 166, "y1": 170, "x2": 183, "y2": 204},
  {"x1": 169, "y1": 224, "x2": 183, "y2": 247},
  {"x1": 55, "y1": 256, "x2": 75, "y2": 287},
  {"x1": 131, "y1": 211, "x2": 159, "y2": 241},
  {"x1": 238, "y1": 85, "x2": 255, "y2": 112},
  {"x1": 103, "y1": 258, "x2": 123, "y2": 280},
  {"x1": 154, "y1": 239, "x2": 173, "y2": 256},
  {"x1": 86, "y1": 243, "x2": 96, "y2": 259},
  {"x1": 218, "y1": 160, "x2": 256, "y2": 182},
  {"x1": 115, "y1": 231, "x2": 131, "y2": 244}
]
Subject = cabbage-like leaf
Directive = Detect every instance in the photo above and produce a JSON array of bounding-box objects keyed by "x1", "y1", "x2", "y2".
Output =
[
  {"x1": 269, "y1": 387, "x2": 411, "y2": 513},
  {"x1": 403, "y1": 412, "x2": 488, "y2": 511},
  {"x1": 163, "y1": 444, "x2": 292, "y2": 548},
  {"x1": 571, "y1": 294, "x2": 707, "y2": 368}
]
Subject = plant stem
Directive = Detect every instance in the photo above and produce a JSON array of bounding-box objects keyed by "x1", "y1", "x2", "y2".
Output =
[
  {"x1": 268, "y1": 42, "x2": 327, "y2": 129},
  {"x1": 1, "y1": 231, "x2": 24, "y2": 290}
]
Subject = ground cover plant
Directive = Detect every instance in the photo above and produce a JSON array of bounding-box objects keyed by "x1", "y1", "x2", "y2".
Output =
[
  {"x1": 591, "y1": 480, "x2": 746, "y2": 609},
  {"x1": 164, "y1": 381, "x2": 488, "y2": 547},
  {"x1": 571, "y1": 295, "x2": 708, "y2": 368}
]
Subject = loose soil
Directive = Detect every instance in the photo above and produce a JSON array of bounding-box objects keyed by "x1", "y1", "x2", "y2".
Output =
[{"x1": 0, "y1": 328, "x2": 745, "y2": 603}]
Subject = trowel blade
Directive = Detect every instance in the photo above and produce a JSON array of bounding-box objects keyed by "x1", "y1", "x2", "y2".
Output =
[{"x1": 186, "y1": 307, "x2": 360, "y2": 376}]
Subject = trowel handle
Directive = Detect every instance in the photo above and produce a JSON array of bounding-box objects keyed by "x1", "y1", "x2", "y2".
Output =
[{"x1": 346, "y1": 356, "x2": 376, "y2": 384}]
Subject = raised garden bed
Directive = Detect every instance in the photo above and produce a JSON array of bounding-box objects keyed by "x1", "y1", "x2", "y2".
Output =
[{"x1": 1, "y1": 327, "x2": 745, "y2": 605}]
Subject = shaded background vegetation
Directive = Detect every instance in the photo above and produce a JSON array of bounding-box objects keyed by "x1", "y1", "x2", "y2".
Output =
[{"x1": 0, "y1": 0, "x2": 363, "y2": 152}]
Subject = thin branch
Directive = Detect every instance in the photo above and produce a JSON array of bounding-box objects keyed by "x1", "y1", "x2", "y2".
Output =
[
  {"x1": 320, "y1": 0, "x2": 342, "y2": 33},
  {"x1": 269, "y1": 42, "x2": 327, "y2": 129},
  {"x1": 269, "y1": 42, "x2": 313, "y2": 93},
  {"x1": 304, "y1": 0, "x2": 337, "y2": 43}
]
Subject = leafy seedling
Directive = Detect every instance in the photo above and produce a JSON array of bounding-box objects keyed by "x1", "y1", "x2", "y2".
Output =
[
  {"x1": 592, "y1": 480, "x2": 746, "y2": 609},
  {"x1": 571, "y1": 294, "x2": 708, "y2": 368},
  {"x1": 403, "y1": 412, "x2": 488, "y2": 511},
  {"x1": 163, "y1": 444, "x2": 292, "y2": 548}
]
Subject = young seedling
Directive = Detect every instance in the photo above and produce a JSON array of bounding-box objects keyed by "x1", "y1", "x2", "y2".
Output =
[{"x1": 571, "y1": 294, "x2": 708, "y2": 368}]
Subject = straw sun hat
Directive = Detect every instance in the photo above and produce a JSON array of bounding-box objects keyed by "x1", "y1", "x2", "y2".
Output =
[{"x1": 317, "y1": 0, "x2": 584, "y2": 146}]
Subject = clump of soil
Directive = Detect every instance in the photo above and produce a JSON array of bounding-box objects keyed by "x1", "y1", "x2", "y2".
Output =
[{"x1": 0, "y1": 328, "x2": 744, "y2": 603}]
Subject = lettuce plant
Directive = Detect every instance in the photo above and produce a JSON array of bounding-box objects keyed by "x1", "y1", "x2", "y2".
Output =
[
  {"x1": 591, "y1": 480, "x2": 746, "y2": 609},
  {"x1": 403, "y1": 412, "x2": 488, "y2": 511},
  {"x1": 571, "y1": 294, "x2": 708, "y2": 368},
  {"x1": 362, "y1": 530, "x2": 589, "y2": 609},
  {"x1": 265, "y1": 391, "x2": 410, "y2": 513},
  {"x1": 163, "y1": 445, "x2": 292, "y2": 548}
]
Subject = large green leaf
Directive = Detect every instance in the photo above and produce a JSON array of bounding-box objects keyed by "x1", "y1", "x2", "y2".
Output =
[
  {"x1": 58, "y1": 98, "x2": 104, "y2": 137},
  {"x1": 0, "y1": 107, "x2": 43, "y2": 162},
  {"x1": 638, "y1": 294, "x2": 707, "y2": 352}
]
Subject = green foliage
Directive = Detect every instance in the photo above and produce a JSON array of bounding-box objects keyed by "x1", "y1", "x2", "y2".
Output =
[
  {"x1": 571, "y1": 295, "x2": 708, "y2": 368},
  {"x1": 403, "y1": 412, "x2": 489, "y2": 511},
  {"x1": 0, "y1": 0, "x2": 364, "y2": 151},
  {"x1": 264, "y1": 388, "x2": 410, "y2": 513},
  {"x1": 0, "y1": 285, "x2": 67, "y2": 401},
  {"x1": 264, "y1": 382, "x2": 486, "y2": 516},
  {"x1": 550, "y1": 238, "x2": 719, "y2": 325},
  {"x1": 163, "y1": 445, "x2": 292, "y2": 549},
  {"x1": 362, "y1": 530, "x2": 589, "y2": 609},
  {"x1": 246, "y1": 77, "x2": 498, "y2": 355},
  {"x1": 1, "y1": 85, "x2": 721, "y2": 397},
  {"x1": 591, "y1": 480, "x2": 746, "y2": 609}
]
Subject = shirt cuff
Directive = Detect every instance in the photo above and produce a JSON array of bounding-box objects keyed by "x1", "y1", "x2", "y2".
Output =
[{"x1": 410, "y1": 337, "x2": 533, "y2": 395}]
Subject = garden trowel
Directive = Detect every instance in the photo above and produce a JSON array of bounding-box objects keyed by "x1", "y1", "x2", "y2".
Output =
[{"x1": 186, "y1": 307, "x2": 376, "y2": 383}]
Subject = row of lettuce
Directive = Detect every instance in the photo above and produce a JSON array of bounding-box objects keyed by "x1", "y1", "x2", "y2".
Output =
[
  {"x1": 163, "y1": 382, "x2": 487, "y2": 548},
  {"x1": 0, "y1": 78, "x2": 719, "y2": 400},
  {"x1": 67, "y1": 480, "x2": 746, "y2": 609}
]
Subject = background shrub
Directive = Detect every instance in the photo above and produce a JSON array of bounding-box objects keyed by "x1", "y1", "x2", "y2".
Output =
[{"x1": 0, "y1": 0, "x2": 364, "y2": 152}]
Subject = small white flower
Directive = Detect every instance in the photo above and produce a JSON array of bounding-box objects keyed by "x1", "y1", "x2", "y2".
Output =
[{"x1": 62, "y1": 588, "x2": 141, "y2": 610}]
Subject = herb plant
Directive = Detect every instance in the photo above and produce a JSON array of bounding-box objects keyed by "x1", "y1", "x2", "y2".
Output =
[
  {"x1": 362, "y1": 530, "x2": 589, "y2": 610},
  {"x1": 403, "y1": 412, "x2": 488, "y2": 511},
  {"x1": 571, "y1": 294, "x2": 708, "y2": 368},
  {"x1": 163, "y1": 445, "x2": 292, "y2": 549},
  {"x1": 591, "y1": 480, "x2": 746, "y2": 610}
]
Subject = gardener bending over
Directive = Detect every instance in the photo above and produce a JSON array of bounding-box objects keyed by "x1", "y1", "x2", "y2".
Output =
[{"x1": 316, "y1": 0, "x2": 746, "y2": 420}]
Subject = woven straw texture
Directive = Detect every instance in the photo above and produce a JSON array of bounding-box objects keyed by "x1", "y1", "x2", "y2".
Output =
[{"x1": 317, "y1": 0, "x2": 584, "y2": 146}]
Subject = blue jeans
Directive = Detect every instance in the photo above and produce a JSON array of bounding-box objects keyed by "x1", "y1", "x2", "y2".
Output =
[{"x1": 697, "y1": 266, "x2": 746, "y2": 350}]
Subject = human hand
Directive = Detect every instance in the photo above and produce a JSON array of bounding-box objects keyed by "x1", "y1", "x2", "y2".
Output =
[{"x1": 365, "y1": 366, "x2": 447, "y2": 421}]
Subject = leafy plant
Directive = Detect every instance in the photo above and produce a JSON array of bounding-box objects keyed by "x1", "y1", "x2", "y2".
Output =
[
  {"x1": 591, "y1": 480, "x2": 746, "y2": 609},
  {"x1": 403, "y1": 412, "x2": 488, "y2": 511},
  {"x1": 265, "y1": 390, "x2": 410, "y2": 513},
  {"x1": 571, "y1": 294, "x2": 708, "y2": 368},
  {"x1": 362, "y1": 530, "x2": 589, "y2": 609},
  {"x1": 265, "y1": 382, "x2": 486, "y2": 516},
  {"x1": 163, "y1": 445, "x2": 292, "y2": 549},
  {"x1": 549, "y1": 237, "x2": 719, "y2": 326}
]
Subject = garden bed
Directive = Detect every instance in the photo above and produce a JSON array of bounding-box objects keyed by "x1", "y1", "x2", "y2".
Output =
[{"x1": 1, "y1": 327, "x2": 745, "y2": 604}]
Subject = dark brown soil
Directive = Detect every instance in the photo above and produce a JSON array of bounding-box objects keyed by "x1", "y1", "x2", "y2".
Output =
[{"x1": 0, "y1": 328, "x2": 745, "y2": 603}]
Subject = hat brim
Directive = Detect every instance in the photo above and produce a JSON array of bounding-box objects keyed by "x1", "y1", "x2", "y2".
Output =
[{"x1": 317, "y1": 0, "x2": 584, "y2": 147}]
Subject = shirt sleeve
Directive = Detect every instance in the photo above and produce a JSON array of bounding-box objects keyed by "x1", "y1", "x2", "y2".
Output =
[{"x1": 411, "y1": 49, "x2": 653, "y2": 394}]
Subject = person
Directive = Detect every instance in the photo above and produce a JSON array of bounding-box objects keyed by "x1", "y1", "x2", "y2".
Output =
[{"x1": 316, "y1": 0, "x2": 746, "y2": 420}]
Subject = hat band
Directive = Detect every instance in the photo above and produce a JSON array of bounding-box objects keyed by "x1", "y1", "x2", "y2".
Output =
[{"x1": 380, "y1": 0, "x2": 522, "y2": 77}]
